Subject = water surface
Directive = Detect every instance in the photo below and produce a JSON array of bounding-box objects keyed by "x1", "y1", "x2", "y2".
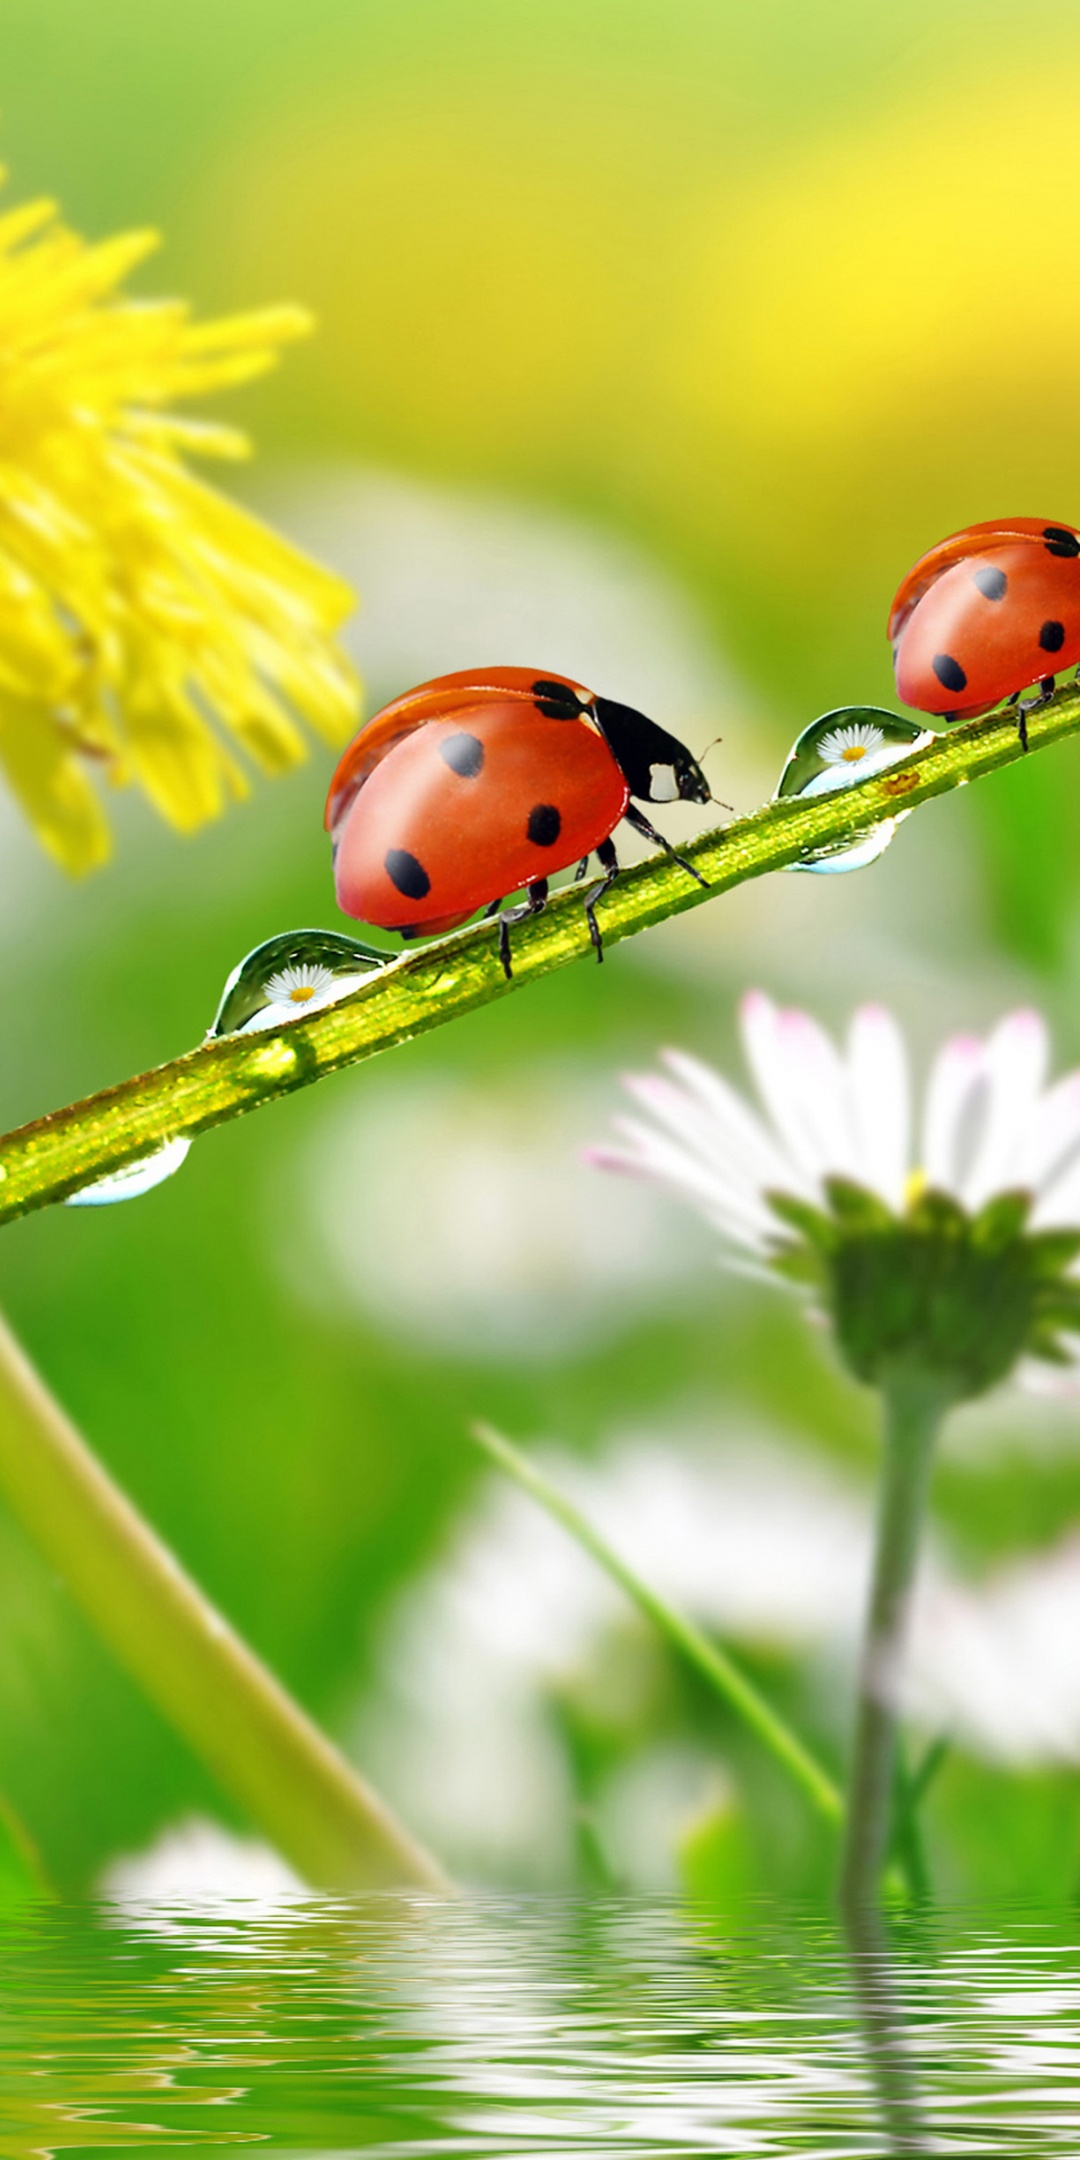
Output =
[{"x1": 1, "y1": 1897, "x2": 1077, "y2": 2156}]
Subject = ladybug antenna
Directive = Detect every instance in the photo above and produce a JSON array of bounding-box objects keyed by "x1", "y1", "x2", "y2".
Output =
[{"x1": 697, "y1": 735, "x2": 732, "y2": 813}]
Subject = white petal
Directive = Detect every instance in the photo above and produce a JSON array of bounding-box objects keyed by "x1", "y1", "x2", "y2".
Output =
[
  {"x1": 623, "y1": 1072, "x2": 763, "y2": 1188},
  {"x1": 739, "y1": 992, "x2": 856, "y2": 1184},
  {"x1": 657, "y1": 1050, "x2": 800, "y2": 1195},
  {"x1": 592, "y1": 1119, "x2": 773, "y2": 1251},
  {"x1": 961, "y1": 1009, "x2": 1049, "y2": 1209},
  {"x1": 921, "y1": 1032, "x2": 985, "y2": 1197},
  {"x1": 1026, "y1": 1156, "x2": 1080, "y2": 1229},
  {"x1": 609, "y1": 1112, "x2": 779, "y2": 1238},
  {"x1": 846, "y1": 1004, "x2": 910, "y2": 1209},
  {"x1": 776, "y1": 1009, "x2": 860, "y2": 1177},
  {"x1": 1022, "y1": 1072, "x2": 1080, "y2": 1210}
]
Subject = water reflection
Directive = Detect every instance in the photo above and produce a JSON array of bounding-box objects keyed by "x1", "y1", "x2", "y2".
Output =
[
  {"x1": 0, "y1": 1896, "x2": 1078, "y2": 2154},
  {"x1": 844, "y1": 1906, "x2": 932, "y2": 2156}
]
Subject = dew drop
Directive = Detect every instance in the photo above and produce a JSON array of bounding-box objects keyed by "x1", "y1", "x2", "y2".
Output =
[
  {"x1": 210, "y1": 928, "x2": 389, "y2": 1037},
  {"x1": 66, "y1": 932, "x2": 391, "y2": 1210},
  {"x1": 66, "y1": 1136, "x2": 193, "y2": 1208},
  {"x1": 774, "y1": 706, "x2": 937, "y2": 873}
]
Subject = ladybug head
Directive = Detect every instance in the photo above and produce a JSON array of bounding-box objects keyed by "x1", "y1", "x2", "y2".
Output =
[{"x1": 592, "y1": 698, "x2": 711, "y2": 806}]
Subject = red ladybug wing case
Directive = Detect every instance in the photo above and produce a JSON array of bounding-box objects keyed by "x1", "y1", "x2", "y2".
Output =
[
  {"x1": 324, "y1": 667, "x2": 593, "y2": 836},
  {"x1": 887, "y1": 519, "x2": 1079, "y2": 641},
  {"x1": 332, "y1": 704, "x2": 628, "y2": 932},
  {"x1": 893, "y1": 540, "x2": 1080, "y2": 717}
]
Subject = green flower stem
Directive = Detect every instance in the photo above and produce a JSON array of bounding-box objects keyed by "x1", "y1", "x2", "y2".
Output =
[
  {"x1": 0, "y1": 1309, "x2": 451, "y2": 1893},
  {"x1": 2, "y1": 689, "x2": 1080, "y2": 1222},
  {"x1": 473, "y1": 1422, "x2": 843, "y2": 1826},
  {"x1": 839, "y1": 1374, "x2": 948, "y2": 1915}
]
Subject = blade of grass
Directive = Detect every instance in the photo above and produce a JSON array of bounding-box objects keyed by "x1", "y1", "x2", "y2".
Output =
[
  {"x1": 888, "y1": 1733, "x2": 949, "y2": 1902},
  {"x1": 472, "y1": 1421, "x2": 843, "y2": 1826},
  {"x1": 0, "y1": 1310, "x2": 451, "y2": 1893},
  {"x1": 2, "y1": 690, "x2": 1080, "y2": 1223}
]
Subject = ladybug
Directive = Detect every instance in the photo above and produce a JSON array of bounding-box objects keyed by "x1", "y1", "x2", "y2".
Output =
[
  {"x1": 325, "y1": 666, "x2": 710, "y2": 975},
  {"x1": 889, "y1": 518, "x2": 1080, "y2": 746}
]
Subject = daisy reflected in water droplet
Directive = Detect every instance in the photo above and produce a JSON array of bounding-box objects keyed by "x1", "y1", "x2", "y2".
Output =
[
  {"x1": 264, "y1": 964, "x2": 336, "y2": 1009},
  {"x1": 775, "y1": 706, "x2": 936, "y2": 874},
  {"x1": 816, "y1": 720, "x2": 887, "y2": 767},
  {"x1": 210, "y1": 930, "x2": 389, "y2": 1037},
  {"x1": 64, "y1": 931, "x2": 390, "y2": 1209}
]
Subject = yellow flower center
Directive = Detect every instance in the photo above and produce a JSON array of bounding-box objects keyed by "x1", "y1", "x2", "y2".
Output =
[
  {"x1": 842, "y1": 743, "x2": 868, "y2": 762},
  {"x1": 289, "y1": 984, "x2": 316, "y2": 1003},
  {"x1": 903, "y1": 1167, "x2": 928, "y2": 1208}
]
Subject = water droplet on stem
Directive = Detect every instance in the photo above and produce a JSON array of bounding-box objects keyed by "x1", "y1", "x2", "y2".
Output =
[
  {"x1": 65, "y1": 932, "x2": 390, "y2": 1207},
  {"x1": 66, "y1": 1137, "x2": 193, "y2": 1208},
  {"x1": 775, "y1": 707, "x2": 936, "y2": 873},
  {"x1": 210, "y1": 929, "x2": 389, "y2": 1037}
]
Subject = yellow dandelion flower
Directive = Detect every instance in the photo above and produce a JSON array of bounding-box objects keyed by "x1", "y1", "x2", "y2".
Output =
[{"x1": 0, "y1": 171, "x2": 360, "y2": 871}]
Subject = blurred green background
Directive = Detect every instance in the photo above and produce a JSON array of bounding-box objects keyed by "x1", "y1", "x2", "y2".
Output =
[{"x1": 3, "y1": 0, "x2": 1080, "y2": 1901}]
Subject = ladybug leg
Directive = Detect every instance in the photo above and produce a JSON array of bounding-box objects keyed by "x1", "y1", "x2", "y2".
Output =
[
  {"x1": 573, "y1": 856, "x2": 592, "y2": 882},
  {"x1": 496, "y1": 879, "x2": 549, "y2": 981},
  {"x1": 583, "y1": 836, "x2": 620, "y2": 964},
  {"x1": 622, "y1": 802, "x2": 709, "y2": 887},
  {"x1": 1016, "y1": 675, "x2": 1057, "y2": 754}
]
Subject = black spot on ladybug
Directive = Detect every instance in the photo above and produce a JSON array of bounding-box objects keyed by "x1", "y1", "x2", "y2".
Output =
[
  {"x1": 527, "y1": 803, "x2": 562, "y2": 847},
  {"x1": 1043, "y1": 526, "x2": 1080, "y2": 558},
  {"x1": 385, "y1": 848, "x2": 431, "y2": 901},
  {"x1": 1040, "y1": 620, "x2": 1066, "y2": 653},
  {"x1": 532, "y1": 679, "x2": 584, "y2": 719},
  {"x1": 439, "y1": 731, "x2": 485, "y2": 777},
  {"x1": 973, "y1": 565, "x2": 1007, "y2": 601},
  {"x1": 932, "y1": 652, "x2": 968, "y2": 693}
]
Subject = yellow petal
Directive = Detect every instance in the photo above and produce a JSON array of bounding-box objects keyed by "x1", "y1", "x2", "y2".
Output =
[{"x1": 0, "y1": 694, "x2": 110, "y2": 873}]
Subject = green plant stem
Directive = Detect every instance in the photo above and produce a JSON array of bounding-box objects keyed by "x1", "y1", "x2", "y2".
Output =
[
  {"x1": 839, "y1": 1374, "x2": 947, "y2": 1916},
  {"x1": 2, "y1": 691, "x2": 1080, "y2": 1222},
  {"x1": 0, "y1": 1309, "x2": 451, "y2": 1893},
  {"x1": 473, "y1": 1422, "x2": 843, "y2": 1826}
]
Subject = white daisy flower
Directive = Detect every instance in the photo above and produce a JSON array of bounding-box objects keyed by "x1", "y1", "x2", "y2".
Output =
[
  {"x1": 265, "y1": 963, "x2": 336, "y2": 1007},
  {"x1": 238, "y1": 963, "x2": 372, "y2": 1033},
  {"x1": 591, "y1": 996, "x2": 1080, "y2": 1908},
  {"x1": 817, "y1": 721, "x2": 886, "y2": 767},
  {"x1": 590, "y1": 994, "x2": 1080, "y2": 1394}
]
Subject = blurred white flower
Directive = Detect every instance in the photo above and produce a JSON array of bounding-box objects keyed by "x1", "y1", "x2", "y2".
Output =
[
  {"x1": 289, "y1": 1066, "x2": 713, "y2": 1361},
  {"x1": 594, "y1": 994, "x2": 1080, "y2": 1231},
  {"x1": 355, "y1": 1430, "x2": 1080, "y2": 1886},
  {"x1": 908, "y1": 1536, "x2": 1080, "y2": 1766},
  {"x1": 354, "y1": 1430, "x2": 873, "y2": 1885},
  {"x1": 99, "y1": 1815, "x2": 303, "y2": 1915},
  {"x1": 591, "y1": 995, "x2": 1080, "y2": 1392}
]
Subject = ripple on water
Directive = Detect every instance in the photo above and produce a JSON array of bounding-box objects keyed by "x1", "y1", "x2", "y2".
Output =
[{"x1": 0, "y1": 1897, "x2": 1079, "y2": 2156}]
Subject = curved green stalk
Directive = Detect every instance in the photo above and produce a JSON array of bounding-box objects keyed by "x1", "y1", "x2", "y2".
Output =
[
  {"x1": 2, "y1": 689, "x2": 1079, "y2": 1222},
  {"x1": 473, "y1": 1422, "x2": 843, "y2": 1825},
  {"x1": 0, "y1": 1312, "x2": 451, "y2": 1893}
]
